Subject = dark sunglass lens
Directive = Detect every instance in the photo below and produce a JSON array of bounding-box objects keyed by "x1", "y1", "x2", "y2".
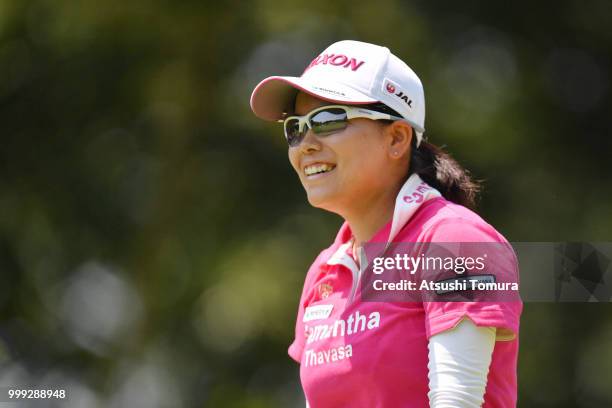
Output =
[
  {"x1": 311, "y1": 108, "x2": 348, "y2": 134},
  {"x1": 284, "y1": 119, "x2": 302, "y2": 147}
]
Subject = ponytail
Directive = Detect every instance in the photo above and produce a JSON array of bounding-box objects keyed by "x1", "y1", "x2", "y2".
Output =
[{"x1": 409, "y1": 140, "x2": 481, "y2": 210}]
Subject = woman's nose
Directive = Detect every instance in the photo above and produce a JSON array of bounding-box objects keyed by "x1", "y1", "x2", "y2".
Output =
[{"x1": 299, "y1": 129, "x2": 321, "y2": 154}]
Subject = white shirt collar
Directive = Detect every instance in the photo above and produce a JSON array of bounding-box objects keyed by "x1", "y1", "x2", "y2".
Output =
[{"x1": 326, "y1": 174, "x2": 441, "y2": 267}]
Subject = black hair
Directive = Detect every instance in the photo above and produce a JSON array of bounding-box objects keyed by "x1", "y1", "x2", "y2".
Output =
[{"x1": 364, "y1": 103, "x2": 482, "y2": 210}]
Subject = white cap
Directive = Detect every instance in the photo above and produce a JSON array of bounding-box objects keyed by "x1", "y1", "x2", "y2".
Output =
[{"x1": 250, "y1": 40, "x2": 426, "y2": 146}]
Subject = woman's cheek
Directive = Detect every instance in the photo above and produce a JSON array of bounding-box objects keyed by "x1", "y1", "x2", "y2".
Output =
[{"x1": 288, "y1": 150, "x2": 301, "y2": 176}]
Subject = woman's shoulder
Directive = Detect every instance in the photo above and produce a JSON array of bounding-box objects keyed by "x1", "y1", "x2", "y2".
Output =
[{"x1": 406, "y1": 197, "x2": 509, "y2": 244}]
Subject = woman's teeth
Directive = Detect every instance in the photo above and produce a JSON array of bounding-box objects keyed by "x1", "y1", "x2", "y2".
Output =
[{"x1": 304, "y1": 164, "x2": 335, "y2": 176}]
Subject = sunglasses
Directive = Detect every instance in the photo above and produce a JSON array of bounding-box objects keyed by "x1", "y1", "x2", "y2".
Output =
[{"x1": 281, "y1": 105, "x2": 403, "y2": 147}]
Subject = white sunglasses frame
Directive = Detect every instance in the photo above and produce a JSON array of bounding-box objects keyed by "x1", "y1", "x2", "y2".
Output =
[{"x1": 279, "y1": 105, "x2": 404, "y2": 147}]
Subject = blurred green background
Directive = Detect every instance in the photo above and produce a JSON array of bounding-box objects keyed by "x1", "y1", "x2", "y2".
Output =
[{"x1": 0, "y1": 0, "x2": 611, "y2": 407}]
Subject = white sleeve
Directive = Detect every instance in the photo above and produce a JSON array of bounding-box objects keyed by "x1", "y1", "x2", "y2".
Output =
[{"x1": 427, "y1": 318, "x2": 496, "y2": 408}]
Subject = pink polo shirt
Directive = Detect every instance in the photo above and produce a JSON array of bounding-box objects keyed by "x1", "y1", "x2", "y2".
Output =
[{"x1": 289, "y1": 194, "x2": 522, "y2": 407}]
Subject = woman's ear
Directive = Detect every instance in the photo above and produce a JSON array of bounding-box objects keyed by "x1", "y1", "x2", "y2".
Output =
[{"x1": 386, "y1": 121, "x2": 413, "y2": 159}]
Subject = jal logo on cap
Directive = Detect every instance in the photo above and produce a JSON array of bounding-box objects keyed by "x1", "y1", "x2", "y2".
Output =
[
  {"x1": 303, "y1": 53, "x2": 366, "y2": 74},
  {"x1": 384, "y1": 79, "x2": 413, "y2": 108}
]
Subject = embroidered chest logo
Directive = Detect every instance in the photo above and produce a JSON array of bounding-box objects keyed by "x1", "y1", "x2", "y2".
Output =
[{"x1": 318, "y1": 283, "x2": 333, "y2": 299}]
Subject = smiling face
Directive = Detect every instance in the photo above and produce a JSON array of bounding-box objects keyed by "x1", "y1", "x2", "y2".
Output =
[{"x1": 288, "y1": 92, "x2": 410, "y2": 216}]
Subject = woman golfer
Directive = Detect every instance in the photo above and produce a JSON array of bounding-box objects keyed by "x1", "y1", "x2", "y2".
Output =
[{"x1": 250, "y1": 40, "x2": 521, "y2": 407}]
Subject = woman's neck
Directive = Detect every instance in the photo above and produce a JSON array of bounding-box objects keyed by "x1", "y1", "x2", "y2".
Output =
[{"x1": 343, "y1": 185, "x2": 400, "y2": 245}]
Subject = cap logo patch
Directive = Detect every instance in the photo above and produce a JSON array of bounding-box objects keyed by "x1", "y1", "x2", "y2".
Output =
[
  {"x1": 384, "y1": 79, "x2": 413, "y2": 108},
  {"x1": 304, "y1": 53, "x2": 366, "y2": 73}
]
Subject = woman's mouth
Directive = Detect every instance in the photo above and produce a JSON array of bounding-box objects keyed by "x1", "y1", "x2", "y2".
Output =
[{"x1": 304, "y1": 163, "x2": 336, "y2": 177}]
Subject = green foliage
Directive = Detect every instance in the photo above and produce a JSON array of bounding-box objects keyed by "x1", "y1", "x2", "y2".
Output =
[{"x1": 0, "y1": 0, "x2": 610, "y2": 406}]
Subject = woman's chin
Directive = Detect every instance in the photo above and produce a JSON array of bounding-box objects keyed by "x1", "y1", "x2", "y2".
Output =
[{"x1": 305, "y1": 190, "x2": 337, "y2": 212}]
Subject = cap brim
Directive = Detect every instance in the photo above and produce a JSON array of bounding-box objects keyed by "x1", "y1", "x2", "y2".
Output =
[{"x1": 250, "y1": 76, "x2": 377, "y2": 121}]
